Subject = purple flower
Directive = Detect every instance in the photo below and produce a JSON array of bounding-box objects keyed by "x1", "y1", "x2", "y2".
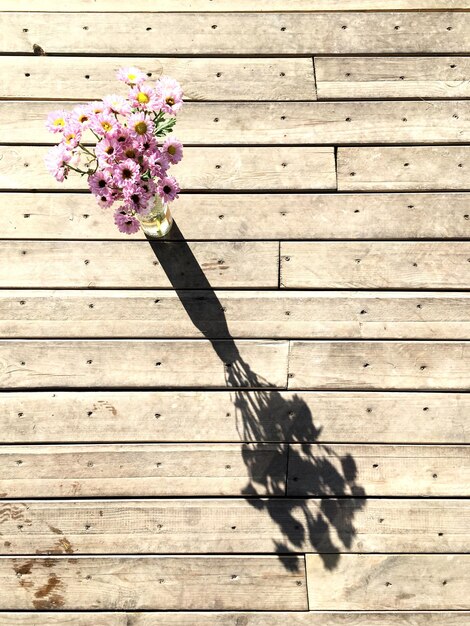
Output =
[
  {"x1": 156, "y1": 76, "x2": 184, "y2": 115},
  {"x1": 114, "y1": 158, "x2": 140, "y2": 188},
  {"x1": 88, "y1": 169, "x2": 113, "y2": 197},
  {"x1": 162, "y1": 137, "x2": 183, "y2": 164},
  {"x1": 44, "y1": 143, "x2": 72, "y2": 182},
  {"x1": 114, "y1": 208, "x2": 140, "y2": 234},
  {"x1": 45, "y1": 109, "x2": 68, "y2": 134},
  {"x1": 157, "y1": 175, "x2": 180, "y2": 203}
]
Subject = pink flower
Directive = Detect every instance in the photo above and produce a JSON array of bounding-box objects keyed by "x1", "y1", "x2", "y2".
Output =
[
  {"x1": 129, "y1": 84, "x2": 158, "y2": 111},
  {"x1": 114, "y1": 158, "x2": 140, "y2": 188},
  {"x1": 44, "y1": 143, "x2": 72, "y2": 182},
  {"x1": 162, "y1": 137, "x2": 183, "y2": 164},
  {"x1": 102, "y1": 94, "x2": 132, "y2": 116},
  {"x1": 128, "y1": 112, "x2": 154, "y2": 141},
  {"x1": 88, "y1": 169, "x2": 112, "y2": 197},
  {"x1": 88, "y1": 101, "x2": 106, "y2": 116},
  {"x1": 91, "y1": 113, "x2": 119, "y2": 137},
  {"x1": 114, "y1": 208, "x2": 140, "y2": 234},
  {"x1": 70, "y1": 105, "x2": 92, "y2": 128},
  {"x1": 148, "y1": 150, "x2": 169, "y2": 178},
  {"x1": 116, "y1": 66, "x2": 146, "y2": 87},
  {"x1": 157, "y1": 175, "x2": 180, "y2": 202},
  {"x1": 97, "y1": 192, "x2": 115, "y2": 209},
  {"x1": 156, "y1": 76, "x2": 183, "y2": 115},
  {"x1": 123, "y1": 181, "x2": 153, "y2": 214},
  {"x1": 62, "y1": 121, "x2": 82, "y2": 148},
  {"x1": 45, "y1": 109, "x2": 68, "y2": 134},
  {"x1": 95, "y1": 136, "x2": 123, "y2": 164}
]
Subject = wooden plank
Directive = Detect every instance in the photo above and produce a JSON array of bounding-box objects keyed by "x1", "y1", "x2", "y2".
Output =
[
  {"x1": 1, "y1": 613, "x2": 470, "y2": 626},
  {"x1": 3, "y1": 290, "x2": 470, "y2": 340},
  {"x1": 0, "y1": 146, "x2": 335, "y2": 191},
  {"x1": 338, "y1": 147, "x2": 470, "y2": 191},
  {"x1": 315, "y1": 56, "x2": 470, "y2": 99},
  {"x1": 0, "y1": 444, "x2": 287, "y2": 498},
  {"x1": 287, "y1": 444, "x2": 470, "y2": 496},
  {"x1": 2, "y1": 498, "x2": 469, "y2": 554},
  {"x1": 306, "y1": 554, "x2": 470, "y2": 610},
  {"x1": 3, "y1": 192, "x2": 470, "y2": 240},
  {"x1": 280, "y1": 242, "x2": 470, "y2": 289},
  {"x1": 0, "y1": 556, "x2": 306, "y2": 610},
  {"x1": 0, "y1": 340, "x2": 288, "y2": 389},
  {"x1": 5, "y1": 101, "x2": 470, "y2": 145},
  {"x1": 0, "y1": 242, "x2": 279, "y2": 289},
  {"x1": 1, "y1": 390, "x2": 468, "y2": 444},
  {"x1": 2, "y1": 1, "x2": 469, "y2": 11},
  {"x1": 0, "y1": 56, "x2": 315, "y2": 102},
  {"x1": 2, "y1": 12, "x2": 470, "y2": 54},
  {"x1": 288, "y1": 341, "x2": 470, "y2": 390}
]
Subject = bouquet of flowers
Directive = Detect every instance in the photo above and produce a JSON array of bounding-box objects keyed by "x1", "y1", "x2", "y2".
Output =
[{"x1": 45, "y1": 66, "x2": 184, "y2": 235}]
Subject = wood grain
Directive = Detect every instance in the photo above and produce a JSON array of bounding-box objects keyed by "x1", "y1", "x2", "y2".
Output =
[
  {"x1": 288, "y1": 341, "x2": 470, "y2": 390},
  {"x1": 5, "y1": 101, "x2": 470, "y2": 144},
  {"x1": 0, "y1": 56, "x2": 315, "y2": 102},
  {"x1": 2, "y1": 193, "x2": 470, "y2": 240},
  {"x1": 2, "y1": 499, "x2": 469, "y2": 554},
  {"x1": 306, "y1": 554, "x2": 470, "y2": 610},
  {"x1": 3, "y1": 290, "x2": 470, "y2": 339},
  {"x1": 338, "y1": 147, "x2": 470, "y2": 191},
  {"x1": 0, "y1": 146, "x2": 336, "y2": 191},
  {"x1": 2, "y1": 1, "x2": 469, "y2": 10},
  {"x1": 287, "y1": 444, "x2": 470, "y2": 496},
  {"x1": 0, "y1": 613, "x2": 469, "y2": 626},
  {"x1": 2, "y1": 12, "x2": 470, "y2": 54},
  {"x1": 1, "y1": 390, "x2": 468, "y2": 444},
  {"x1": 0, "y1": 340, "x2": 289, "y2": 389},
  {"x1": 0, "y1": 556, "x2": 306, "y2": 610},
  {"x1": 280, "y1": 242, "x2": 470, "y2": 289},
  {"x1": 0, "y1": 242, "x2": 279, "y2": 289},
  {"x1": 0, "y1": 444, "x2": 287, "y2": 498},
  {"x1": 315, "y1": 56, "x2": 470, "y2": 99}
]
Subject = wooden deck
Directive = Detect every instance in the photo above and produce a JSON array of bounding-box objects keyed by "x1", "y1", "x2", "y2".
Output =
[{"x1": 0, "y1": 0, "x2": 469, "y2": 622}]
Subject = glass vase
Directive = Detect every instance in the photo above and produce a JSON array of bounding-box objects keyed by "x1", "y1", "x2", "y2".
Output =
[{"x1": 138, "y1": 195, "x2": 173, "y2": 238}]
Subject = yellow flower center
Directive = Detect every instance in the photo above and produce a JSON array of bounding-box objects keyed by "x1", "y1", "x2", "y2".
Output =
[
  {"x1": 101, "y1": 121, "x2": 113, "y2": 132},
  {"x1": 78, "y1": 114, "x2": 88, "y2": 123},
  {"x1": 125, "y1": 148, "x2": 136, "y2": 158},
  {"x1": 65, "y1": 132, "x2": 76, "y2": 144},
  {"x1": 53, "y1": 117, "x2": 65, "y2": 127},
  {"x1": 168, "y1": 145, "x2": 176, "y2": 155},
  {"x1": 137, "y1": 92, "x2": 149, "y2": 104},
  {"x1": 128, "y1": 73, "x2": 136, "y2": 81},
  {"x1": 134, "y1": 121, "x2": 148, "y2": 135},
  {"x1": 166, "y1": 96, "x2": 175, "y2": 106}
]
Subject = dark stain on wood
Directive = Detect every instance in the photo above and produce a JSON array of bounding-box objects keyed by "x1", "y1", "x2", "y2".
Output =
[
  {"x1": 14, "y1": 560, "x2": 33, "y2": 576},
  {"x1": 33, "y1": 573, "x2": 65, "y2": 609},
  {"x1": 34, "y1": 573, "x2": 61, "y2": 599},
  {"x1": 48, "y1": 524, "x2": 63, "y2": 535}
]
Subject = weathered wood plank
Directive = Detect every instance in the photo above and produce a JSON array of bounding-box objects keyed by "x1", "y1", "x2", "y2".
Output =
[
  {"x1": 280, "y1": 242, "x2": 470, "y2": 289},
  {"x1": 5, "y1": 101, "x2": 470, "y2": 144},
  {"x1": 2, "y1": 1, "x2": 469, "y2": 10},
  {"x1": 2, "y1": 499, "x2": 469, "y2": 554},
  {"x1": 0, "y1": 146, "x2": 335, "y2": 191},
  {"x1": 0, "y1": 444, "x2": 287, "y2": 498},
  {"x1": 306, "y1": 554, "x2": 470, "y2": 610},
  {"x1": 3, "y1": 290, "x2": 470, "y2": 340},
  {"x1": 287, "y1": 444, "x2": 470, "y2": 496},
  {"x1": 0, "y1": 56, "x2": 315, "y2": 102},
  {"x1": 288, "y1": 341, "x2": 470, "y2": 390},
  {"x1": 0, "y1": 340, "x2": 288, "y2": 389},
  {"x1": 3, "y1": 193, "x2": 470, "y2": 240},
  {"x1": 338, "y1": 147, "x2": 470, "y2": 191},
  {"x1": 1, "y1": 612, "x2": 470, "y2": 626},
  {"x1": 316, "y1": 56, "x2": 470, "y2": 99},
  {"x1": 0, "y1": 556, "x2": 306, "y2": 610},
  {"x1": 2, "y1": 12, "x2": 470, "y2": 54},
  {"x1": 1, "y1": 390, "x2": 468, "y2": 444},
  {"x1": 0, "y1": 242, "x2": 279, "y2": 289}
]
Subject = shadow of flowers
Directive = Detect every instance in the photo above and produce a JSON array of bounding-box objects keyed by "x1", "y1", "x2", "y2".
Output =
[{"x1": 148, "y1": 223, "x2": 365, "y2": 570}]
